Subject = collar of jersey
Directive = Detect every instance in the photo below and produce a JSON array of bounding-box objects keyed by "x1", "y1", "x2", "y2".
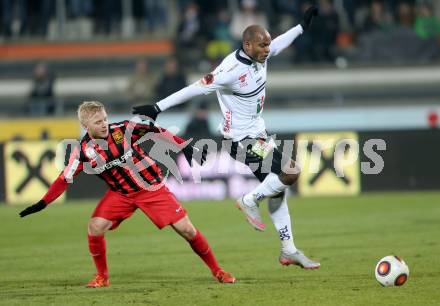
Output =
[
  {"x1": 235, "y1": 48, "x2": 253, "y2": 65},
  {"x1": 83, "y1": 133, "x2": 91, "y2": 142},
  {"x1": 83, "y1": 131, "x2": 109, "y2": 143}
]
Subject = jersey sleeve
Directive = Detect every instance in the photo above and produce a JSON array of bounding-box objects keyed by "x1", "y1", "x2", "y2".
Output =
[
  {"x1": 61, "y1": 142, "x2": 84, "y2": 183},
  {"x1": 42, "y1": 142, "x2": 83, "y2": 204},
  {"x1": 268, "y1": 24, "x2": 303, "y2": 58},
  {"x1": 191, "y1": 64, "x2": 236, "y2": 94},
  {"x1": 128, "y1": 120, "x2": 188, "y2": 148},
  {"x1": 41, "y1": 175, "x2": 68, "y2": 204},
  {"x1": 156, "y1": 62, "x2": 235, "y2": 111}
]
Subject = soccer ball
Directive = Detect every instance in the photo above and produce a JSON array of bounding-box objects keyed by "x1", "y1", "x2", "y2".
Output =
[{"x1": 375, "y1": 255, "x2": 409, "y2": 287}]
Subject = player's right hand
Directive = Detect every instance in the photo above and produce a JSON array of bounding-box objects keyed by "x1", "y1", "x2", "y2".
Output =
[
  {"x1": 132, "y1": 103, "x2": 161, "y2": 121},
  {"x1": 301, "y1": 5, "x2": 319, "y2": 31},
  {"x1": 19, "y1": 200, "x2": 47, "y2": 218}
]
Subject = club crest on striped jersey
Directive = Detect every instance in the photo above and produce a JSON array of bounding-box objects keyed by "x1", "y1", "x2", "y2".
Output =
[{"x1": 112, "y1": 130, "x2": 124, "y2": 144}]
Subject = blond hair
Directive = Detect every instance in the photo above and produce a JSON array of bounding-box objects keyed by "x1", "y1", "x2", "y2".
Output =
[{"x1": 77, "y1": 101, "x2": 105, "y2": 126}]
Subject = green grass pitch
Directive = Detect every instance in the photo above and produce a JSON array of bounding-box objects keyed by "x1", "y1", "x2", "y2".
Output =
[{"x1": 1, "y1": 192, "x2": 439, "y2": 306}]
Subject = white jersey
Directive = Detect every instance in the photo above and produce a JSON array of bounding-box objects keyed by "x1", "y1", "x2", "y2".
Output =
[{"x1": 157, "y1": 24, "x2": 304, "y2": 142}]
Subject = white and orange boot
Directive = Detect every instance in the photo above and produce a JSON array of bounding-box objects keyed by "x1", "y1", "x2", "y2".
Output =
[{"x1": 86, "y1": 274, "x2": 109, "y2": 288}]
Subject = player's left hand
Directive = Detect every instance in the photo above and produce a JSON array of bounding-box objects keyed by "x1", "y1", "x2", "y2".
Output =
[
  {"x1": 183, "y1": 145, "x2": 207, "y2": 166},
  {"x1": 19, "y1": 200, "x2": 47, "y2": 218},
  {"x1": 132, "y1": 103, "x2": 161, "y2": 121},
  {"x1": 301, "y1": 5, "x2": 319, "y2": 31}
]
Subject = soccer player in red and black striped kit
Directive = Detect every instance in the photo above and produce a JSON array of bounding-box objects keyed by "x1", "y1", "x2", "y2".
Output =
[{"x1": 19, "y1": 101, "x2": 235, "y2": 287}]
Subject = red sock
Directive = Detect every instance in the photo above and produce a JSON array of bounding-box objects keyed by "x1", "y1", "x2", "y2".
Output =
[
  {"x1": 188, "y1": 230, "x2": 221, "y2": 275},
  {"x1": 88, "y1": 235, "x2": 108, "y2": 278}
]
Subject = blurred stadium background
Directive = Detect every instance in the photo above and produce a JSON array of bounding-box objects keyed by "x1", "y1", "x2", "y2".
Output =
[{"x1": 0, "y1": 0, "x2": 439, "y2": 203}]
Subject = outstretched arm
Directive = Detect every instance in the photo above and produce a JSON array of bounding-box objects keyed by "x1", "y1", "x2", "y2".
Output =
[
  {"x1": 269, "y1": 5, "x2": 318, "y2": 57},
  {"x1": 132, "y1": 65, "x2": 234, "y2": 119},
  {"x1": 132, "y1": 84, "x2": 210, "y2": 120},
  {"x1": 19, "y1": 145, "x2": 83, "y2": 217},
  {"x1": 19, "y1": 174, "x2": 69, "y2": 217},
  {"x1": 156, "y1": 82, "x2": 213, "y2": 112},
  {"x1": 269, "y1": 25, "x2": 304, "y2": 57}
]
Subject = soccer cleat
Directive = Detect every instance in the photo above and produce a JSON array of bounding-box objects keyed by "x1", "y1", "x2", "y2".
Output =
[
  {"x1": 86, "y1": 274, "x2": 109, "y2": 288},
  {"x1": 279, "y1": 250, "x2": 320, "y2": 269},
  {"x1": 235, "y1": 196, "x2": 266, "y2": 231},
  {"x1": 214, "y1": 269, "x2": 236, "y2": 283}
]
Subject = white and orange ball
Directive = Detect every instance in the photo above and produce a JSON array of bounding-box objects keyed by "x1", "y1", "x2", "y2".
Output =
[{"x1": 375, "y1": 255, "x2": 409, "y2": 287}]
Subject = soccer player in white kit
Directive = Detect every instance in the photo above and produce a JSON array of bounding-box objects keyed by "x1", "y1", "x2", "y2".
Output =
[{"x1": 133, "y1": 6, "x2": 320, "y2": 269}]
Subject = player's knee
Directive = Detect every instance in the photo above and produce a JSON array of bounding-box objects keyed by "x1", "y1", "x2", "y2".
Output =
[
  {"x1": 181, "y1": 224, "x2": 197, "y2": 240},
  {"x1": 279, "y1": 173, "x2": 298, "y2": 185},
  {"x1": 88, "y1": 218, "x2": 111, "y2": 236},
  {"x1": 279, "y1": 161, "x2": 301, "y2": 185},
  {"x1": 172, "y1": 216, "x2": 197, "y2": 240},
  {"x1": 177, "y1": 222, "x2": 197, "y2": 240},
  {"x1": 88, "y1": 220, "x2": 102, "y2": 236}
]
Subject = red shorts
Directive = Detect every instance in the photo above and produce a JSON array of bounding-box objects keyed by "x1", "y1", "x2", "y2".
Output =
[{"x1": 92, "y1": 186, "x2": 187, "y2": 230}]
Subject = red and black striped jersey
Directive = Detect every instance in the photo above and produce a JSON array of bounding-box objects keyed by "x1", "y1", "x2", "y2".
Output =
[{"x1": 41, "y1": 120, "x2": 187, "y2": 204}]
